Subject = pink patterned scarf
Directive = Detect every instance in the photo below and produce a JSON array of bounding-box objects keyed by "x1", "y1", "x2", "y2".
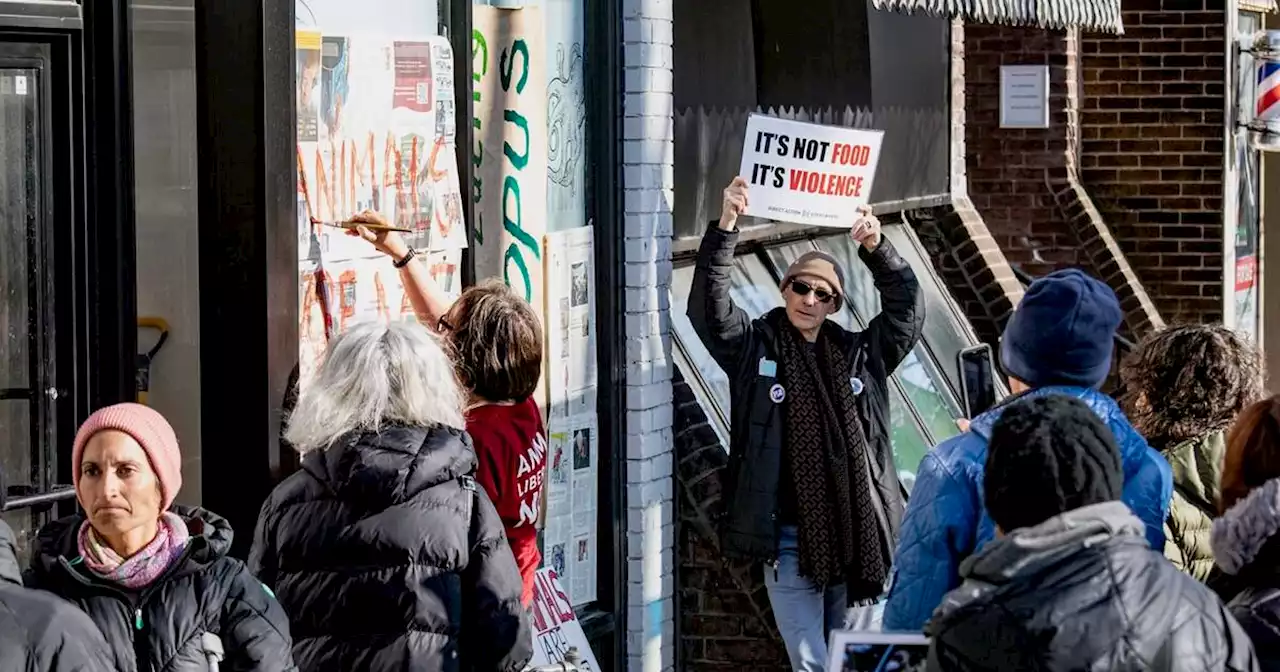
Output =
[{"x1": 76, "y1": 511, "x2": 191, "y2": 589}]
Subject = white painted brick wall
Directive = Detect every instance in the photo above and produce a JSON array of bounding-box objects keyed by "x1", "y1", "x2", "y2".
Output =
[{"x1": 623, "y1": 0, "x2": 675, "y2": 670}]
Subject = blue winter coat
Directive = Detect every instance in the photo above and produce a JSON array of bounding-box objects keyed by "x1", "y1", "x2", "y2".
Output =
[{"x1": 881, "y1": 386, "x2": 1173, "y2": 632}]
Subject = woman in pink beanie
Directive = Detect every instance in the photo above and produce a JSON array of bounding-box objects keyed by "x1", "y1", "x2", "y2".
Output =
[{"x1": 24, "y1": 402, "x2": 297, "y2": 672}]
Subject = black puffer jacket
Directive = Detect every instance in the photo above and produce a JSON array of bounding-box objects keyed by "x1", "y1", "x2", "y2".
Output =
[
  {"x1": 26, "y1": 505, "x2": 295, "y2": 672},
  {"x1": 1211, "y1": 477, "x2": 1280, "y2": 670},
  {"x1": 0, "y1": 520, "x2": 117, "y2": 671},
  {"x1": 248, "y1": 424, "x2": 532, "y2": 672},
  {"x1": 927, "y1": 502, "x2": 1258, "y2": 671},
  {"x1": 687, "y1": 223, "x2": 923, "y2": 564}
]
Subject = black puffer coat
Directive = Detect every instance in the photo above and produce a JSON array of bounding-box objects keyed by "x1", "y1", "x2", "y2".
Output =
[
  {"x1": 687, "y1": 223, "x2": 923, "y2": 565},
  {"x1": 26, "y1": 505, "x2": 296, "y2": 672},
  {"x1": 927, "y1": 501, "x2": 1258, "y2": 671},
  {"x1": 1211, "y1": 477, "x2": 1280, "y2": 670},
  {"x1": 248, "y1": 424, "x2": 532, "y2": 672},
  {"x1": 0, "y1": 520, "x2": 116, "y2": 671}
]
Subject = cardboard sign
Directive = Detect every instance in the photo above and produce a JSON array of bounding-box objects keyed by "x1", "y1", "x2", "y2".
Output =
[
  {"x1": 529, "y1": 569, "x2": 601, "y2": 670},
  {"x1": 738, "y1": 114, "x2": 884, "y2": 228}
]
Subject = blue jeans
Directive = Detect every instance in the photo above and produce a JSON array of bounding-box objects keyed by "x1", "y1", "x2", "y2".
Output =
[{"x1": 764, "y1": 526, "x2": 847, "y2": 672}]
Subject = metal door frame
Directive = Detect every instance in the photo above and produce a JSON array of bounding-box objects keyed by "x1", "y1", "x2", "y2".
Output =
[{"x1": 0, "y1": 0, "x2": 138, "y2": 523}]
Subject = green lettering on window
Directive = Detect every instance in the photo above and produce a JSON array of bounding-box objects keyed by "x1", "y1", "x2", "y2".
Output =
[
  {"x1": 502, "y1": 110, "x2": 530, "y2": 170},
  {"x1": 499, "y1": 39, "x2": 529, "y2": 94},
  {"x1": 472, "y1": 31, "x2": 488, "y2": 82},
  {"x1": 501, "y1": 175, "x2": 541, "y2": 263},
  {"x1": 504, "y1": 243, "x2": 533, "y2": 303}
]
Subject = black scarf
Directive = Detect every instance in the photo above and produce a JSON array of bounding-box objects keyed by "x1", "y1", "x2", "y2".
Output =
[{"x1": 767, "y1": 308, "x2": 888, "y2": 598}]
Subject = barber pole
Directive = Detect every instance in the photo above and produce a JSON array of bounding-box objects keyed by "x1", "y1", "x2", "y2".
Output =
[{"x1": 1253, "y1": 30, "x2": 1280, "y2": 151}]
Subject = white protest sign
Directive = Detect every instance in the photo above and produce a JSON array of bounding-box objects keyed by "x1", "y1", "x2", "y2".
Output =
[
  {"x1": 529, "y1": 568, "x2": 601, "y2": 670},
  {"x1": 738, "y1": 114, "x2": 884, "y2": 228}
]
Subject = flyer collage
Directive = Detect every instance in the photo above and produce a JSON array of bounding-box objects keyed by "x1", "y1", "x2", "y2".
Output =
[
  {"x1": 539, "y1": 226, "x2": 599, "y2": 606},
  {"x1": 295, "y1": 26, "x2": 465, "y2": 385}
]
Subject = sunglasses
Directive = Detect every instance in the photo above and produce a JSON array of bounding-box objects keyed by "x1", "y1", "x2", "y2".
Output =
[{"x1": 789, "y1": 279, "x2": 836, "y2": 304}]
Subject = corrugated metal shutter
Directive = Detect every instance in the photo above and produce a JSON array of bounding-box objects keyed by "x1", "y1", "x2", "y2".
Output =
[
  {"x1": 870, "y1": 0, "x2": 1123, "y2": 34},
  {"x1": 1239, "y1": 0, "x2": 1277, "y2": 14}
]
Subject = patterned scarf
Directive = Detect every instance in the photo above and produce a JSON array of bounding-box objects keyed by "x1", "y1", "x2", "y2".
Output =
[
  {"x1": 768, "y1": 308, "x2": 889, "y2": 598},
  {"x1": 77, "y1": 511, "x2": 190, "y2": 590}
]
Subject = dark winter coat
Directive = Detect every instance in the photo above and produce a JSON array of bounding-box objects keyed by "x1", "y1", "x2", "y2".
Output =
[
  {"x1": 1211, "y1": 477, "x2": 1280, "y2": 670},
  {"x1": 927, "y1": 501, "x2": 1257, "y2": 671},
  {"x1": 248, "y1": 424, "x2": 533, "y2": 672},
  {"x1": 26, "y1": 505, "x2": 295, "y2": 672},
  {"x1": 884, "y1": 386, "x2": 1172, "y2": 631},
  {"x1": 686, "y1": 223, "x2": 923, "y2": 565},
  {"x1": 0, "y1": 520, "x2": 117, "y2": 672}
]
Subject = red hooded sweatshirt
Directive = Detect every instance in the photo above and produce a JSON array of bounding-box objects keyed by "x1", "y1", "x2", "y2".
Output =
[{"x1": 466, "y1": 397, "x2": 547, "y2": 605}]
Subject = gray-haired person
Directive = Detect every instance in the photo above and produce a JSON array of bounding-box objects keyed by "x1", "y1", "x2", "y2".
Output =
[
  {"x1": 248, "y1": 320, "x2": 532, "y2": 672},
  {"x1": 688, "y1": 177, "x2": 924, "y2": 671}
]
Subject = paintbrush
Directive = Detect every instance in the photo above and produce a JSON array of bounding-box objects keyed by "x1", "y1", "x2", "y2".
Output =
[{"x1": 313, "y1": 217, "x2": 413, "y2": 234}]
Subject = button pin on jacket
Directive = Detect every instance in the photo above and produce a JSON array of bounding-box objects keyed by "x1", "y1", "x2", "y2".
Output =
[
  {"x1": 769, "y1": 384, "x2": 786, "y2": 403},
  {"x1": 850, "y1": 376, "x2": 865, "y2": 395}
]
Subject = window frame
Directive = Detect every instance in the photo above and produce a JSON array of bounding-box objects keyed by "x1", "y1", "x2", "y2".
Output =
[{"x1": 668, "y1": 220, "x2": 991, "y2": 491}]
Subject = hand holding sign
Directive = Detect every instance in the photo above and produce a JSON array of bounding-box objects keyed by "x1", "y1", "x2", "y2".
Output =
[
  {"x1": 850, "y1": 205, "x2": 882, "y2": 251},
  {"x1": 738, "y1": 114, "x2": 883, "y2": 228},
  {"x1": 719, "y1": 177, "x2": 750, "y2": 231}
]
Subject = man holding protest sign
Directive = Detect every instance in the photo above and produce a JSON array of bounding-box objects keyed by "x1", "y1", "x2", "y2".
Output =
[{"x1": 688, "y1": 174, "x2": 923, "y2": 671}]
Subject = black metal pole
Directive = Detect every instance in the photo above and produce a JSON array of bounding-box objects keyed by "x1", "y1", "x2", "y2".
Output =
[
  {"x1": 452, "y1": 0, "x2": 475, "y2": 288},
  {"x1": 193, "y1": 0, "x2": 298, "y2": 558},
  {"x1": 587, "y1": 0, "x2": 625, "y2": 666},
  {"x1": 81, "y1": 0, "x2": 138, "y2": 408}
]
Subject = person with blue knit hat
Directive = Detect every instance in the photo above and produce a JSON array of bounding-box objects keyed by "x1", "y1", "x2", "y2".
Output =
[{"x1": 882, "y1": 268, "x2": 1174, "y2": 632}]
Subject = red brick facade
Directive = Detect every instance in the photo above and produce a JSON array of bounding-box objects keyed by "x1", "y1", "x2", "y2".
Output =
[
  {"x1": 960, "y1": 23, "x2": 1164, "y2": 339},
  {"x1": 676, "y1": 8, "x2": 1232, "y2": 669},
  {"x1": 1080, "y1": 1, "x2": 1227, "y2": 325}
]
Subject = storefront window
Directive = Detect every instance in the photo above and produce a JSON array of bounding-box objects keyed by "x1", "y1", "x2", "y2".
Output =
[
  {"x1": 669, "y1": 224, "x2": 977, "y2": 489},
  {"x1": 471, "y1": 0, "x2": 601, "y2": 611},
  {"x1": 806, "y1": 233, "x2": 964, "y2": 426},
  {"x1": 131, "y1": 0, "x2": 204, "y2": 504},
  {"x1": 1234, "y1": 12, "x2": 1263, "y2": 343},
  {"x1": 293, "y1": 0, "x2": 461, "y2": 385},
  {"x1": 886, "y1": 385, "x2": 930, "y2": 493},
  {"x1": 882, "y1": 225, "x2": 975, "y2": 395},
  {"x1": 0, "y1": 63, "x2": 40, "y2": 562}
]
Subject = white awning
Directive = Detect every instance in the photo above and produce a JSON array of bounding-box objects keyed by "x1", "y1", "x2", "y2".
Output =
[{"x1": 870, "y1": 0, "x2": 1123, "y2": 34}]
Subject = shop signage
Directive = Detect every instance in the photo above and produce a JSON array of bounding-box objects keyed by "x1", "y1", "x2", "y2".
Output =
[{"x1": 738, "y1": 114, "x2": 884, "y2": 228}]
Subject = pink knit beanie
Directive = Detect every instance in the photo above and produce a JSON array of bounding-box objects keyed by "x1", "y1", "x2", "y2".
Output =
[{"x1": 72, "y1": 403, "x2": 183, "y2": 511}]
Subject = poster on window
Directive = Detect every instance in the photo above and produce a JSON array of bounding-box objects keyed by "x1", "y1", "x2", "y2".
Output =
[
  {"x1": 738, "y1": 114, "x2": 884, "y2": 228},
  {"x1": 542, "y1": 414, "x2": 597, "y2": 606},
  {"x1": 472, "y1": 5, "x2": 548, "y2": 328},
  {"x1": 294, "y1": 24, "x2": 466, "y2": 386},
  {"x1": 296, "y1": 251, "x2": 462, "y2": 384},
  {"x1": 544, "y1": 226, "x2": 597, "y2": 422},
  {"x1": 529, "y1": 569, "x2": 601, "y2": 670}
]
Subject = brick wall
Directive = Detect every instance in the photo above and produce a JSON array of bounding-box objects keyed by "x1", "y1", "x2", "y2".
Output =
[
  {"x1": 1080, "y1": 1, "x2": 1226, "y2": 325},
  {"x1": 937, "y1": 20, "x2": 1026, "y2": 346},
  {"x1": 674, "y1": 371, "x2": 790, "y2": 671},
  {"x1": 622, "y1": 1, "x2": 677, "y2": 671},
  {"x1": 961, "y1": 23, "x2": 1163, "y2": 339}
]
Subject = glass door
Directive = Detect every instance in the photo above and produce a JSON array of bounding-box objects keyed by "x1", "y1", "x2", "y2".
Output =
[{"x1": 0, "y1": 42, "x2": 71, "y2": 565}]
